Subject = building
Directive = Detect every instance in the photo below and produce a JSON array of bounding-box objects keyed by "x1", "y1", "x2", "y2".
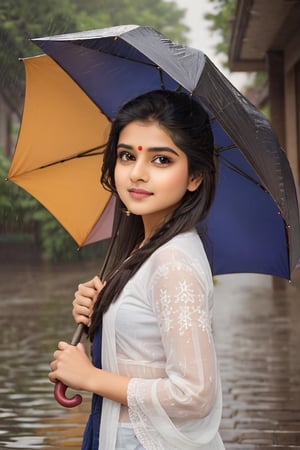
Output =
[
  {"x1": 229, "y1": 0, "x2": 300, "y2": 197},
  {"x1": 229, "y1": 0, "x2": 300, "y2": 284}
]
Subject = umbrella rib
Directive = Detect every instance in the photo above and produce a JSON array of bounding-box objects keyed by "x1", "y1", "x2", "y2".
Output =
[
  {"x1": 158, "y1": 67, "x2": 165, "y2": 89},
  {"x1": 39, "y1": 145, "x2": 105, "y2": 169},
  {"x1": 76, "y1": 41, "x2": 160, "y2": 69},
  {"x1": 78, "y1": 44, "x2": 184, "y2": 86},
  {"x1": 215, "y1": 145, "x2": 269, "y2": 192},
  {"x1": 219, "y1": 155, "x2": 269, "y2": 193},
  {"x1": 215, "y1": 144, "x2": 236, "y2": 153}
]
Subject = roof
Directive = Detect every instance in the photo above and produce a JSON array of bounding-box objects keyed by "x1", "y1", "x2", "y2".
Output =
[{"x1": 229, "y1": 0, "x2": 300, "y2": 71}]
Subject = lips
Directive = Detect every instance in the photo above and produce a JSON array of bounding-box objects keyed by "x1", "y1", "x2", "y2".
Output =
[{"x1": 128, "y1": 188, "x2": 153, "y2": 199}]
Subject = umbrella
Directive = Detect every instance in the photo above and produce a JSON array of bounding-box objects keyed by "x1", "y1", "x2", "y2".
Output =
[
  {"x1": 28, "y1": 24, "x2": 300, "y2": 278},
  {"x1": 7, "y1": 25, "x2": 300, "y2": 406},
  {"x1": 8, "y1": 54, "x2": 115, "y2": 247}
]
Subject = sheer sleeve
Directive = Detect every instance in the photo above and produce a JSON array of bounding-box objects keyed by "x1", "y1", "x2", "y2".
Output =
[{"x1": 127, "y1": 246, "x2": 221, "y2": 448}]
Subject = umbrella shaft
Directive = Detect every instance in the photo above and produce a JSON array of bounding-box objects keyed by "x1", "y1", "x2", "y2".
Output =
[{"x1": 71, "y1": 323, "x2": 85, "y2": 345}]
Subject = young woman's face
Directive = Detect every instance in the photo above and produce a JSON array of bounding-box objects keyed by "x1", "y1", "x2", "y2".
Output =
[{"x1": 114, "y1": 120, "x2": 201, "y2": 239}]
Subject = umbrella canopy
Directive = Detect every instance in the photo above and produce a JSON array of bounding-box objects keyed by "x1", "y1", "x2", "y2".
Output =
[
  {"x1": 8, "y1": 54, "x2": 115, "y2": 246},
  {"x1": 8, "y1": 25, "x2": 300, "y2": 279}
]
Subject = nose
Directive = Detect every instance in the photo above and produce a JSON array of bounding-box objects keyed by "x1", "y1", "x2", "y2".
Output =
[{"x1": 129, "y1": 158, "x2": 148, "y2": 183}]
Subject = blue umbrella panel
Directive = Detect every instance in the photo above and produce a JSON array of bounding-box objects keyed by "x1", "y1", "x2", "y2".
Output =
[{"x1": 31, "y1": 24, "x2": 300, "y2": 279}]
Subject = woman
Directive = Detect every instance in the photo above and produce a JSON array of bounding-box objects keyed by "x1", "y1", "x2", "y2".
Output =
[{"x1": 49, "y1": 90, "x2": 224, "y2": 449}]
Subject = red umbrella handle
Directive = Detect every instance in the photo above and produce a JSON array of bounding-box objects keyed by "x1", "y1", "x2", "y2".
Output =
[
  {"x1": 53, "y1": 232, "x2": 116, "y2": 408},
  {"x1": 54, "y1": 323, "x2": 85, "y2": 407},
  {"x1": 54, "y1": 380, "x2": 82, "y2": 407}
]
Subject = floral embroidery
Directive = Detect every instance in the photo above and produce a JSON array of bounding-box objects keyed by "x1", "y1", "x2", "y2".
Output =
[
  {"x1": 177, "y1": 304, "x2": 193, "y2": 334},
  {"x1": 153, "y1": 259, "x2": 212, "y2": 341},
  {"x1": 122, "y1": 238, "x2": 218, "y2": 449},
  {"x1": 174, "y1": 280, "x2": 195, "y2": 304},
  {"x1": 159, "y1": 288, "x2": 173, "y2": 332},
  {"x1": 198, "y1": 309, "x2": 212, "y2": 342}
]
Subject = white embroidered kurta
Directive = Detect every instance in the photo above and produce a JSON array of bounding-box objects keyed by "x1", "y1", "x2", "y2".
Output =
[{"x1": 99, "y1": 230, "x2": 224, "y2": 450}]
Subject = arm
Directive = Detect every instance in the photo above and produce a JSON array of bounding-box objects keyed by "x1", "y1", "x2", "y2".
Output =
[
  {"x1": 128, "y1": 256, "x2": 218, "y2": 421},
  {"x1": 49, "y1": 276, "x2": 131, "y2": 404},
  {"x1": 49, "y1": 341, "x2": 130, "y2": 404}
]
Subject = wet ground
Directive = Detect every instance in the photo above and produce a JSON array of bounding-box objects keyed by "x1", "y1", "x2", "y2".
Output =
[
  {"x1": 215, "y1": 272, "x2": 300, "y2": 449},
  {"x1": 0, "y1": 259, "x2": 299, "y2": 449}
]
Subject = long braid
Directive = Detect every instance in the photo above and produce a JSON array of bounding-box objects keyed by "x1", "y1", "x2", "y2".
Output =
[
  {"x1": 88, "y1": 90, "x2": 216, "y2": 339},
  {"x1": 89, "y1": 183, "x2": 212, "y2": 339}
]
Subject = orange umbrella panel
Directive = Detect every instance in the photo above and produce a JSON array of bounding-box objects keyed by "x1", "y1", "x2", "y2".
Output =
[{"x1": 8, "y1": 55, "x2": 113, "y2": 246}]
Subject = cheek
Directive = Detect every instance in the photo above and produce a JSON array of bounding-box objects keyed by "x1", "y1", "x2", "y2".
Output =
[
  {"x1": 114, "y1": 165, "x2": 123, "y2": 187},
  {"x1": 166, "y1": 167, "x2": 190, "y2": 191},
  {"x1": 114, "y1": 166, "x2": 129, "y2": 204}
]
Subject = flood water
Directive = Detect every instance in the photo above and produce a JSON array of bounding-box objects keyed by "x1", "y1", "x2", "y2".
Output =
[
  {"x1": 0, "y1": 259, "x2": 97, "y2": 449},
  {"x1": 1, "y1": 257, "x2": 300, "y2": 449}
]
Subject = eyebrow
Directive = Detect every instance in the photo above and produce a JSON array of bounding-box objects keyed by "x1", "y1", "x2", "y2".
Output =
[{"x1": 117, "y1": 143, "x2": 179, "y2": 156}]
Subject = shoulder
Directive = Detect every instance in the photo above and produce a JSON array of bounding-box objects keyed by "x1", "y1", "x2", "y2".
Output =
[
  {"x1": 147, "y1": 230, "x2": 213, "y2": 288},
  {"x1": 150, "y1": 230, "x2": 209, "y2": 266}
]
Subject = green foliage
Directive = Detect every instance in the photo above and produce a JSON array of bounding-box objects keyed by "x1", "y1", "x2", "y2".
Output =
[
  {"x1": 204, "y1": 0, "x2": 237, "y2": 65},
  {"x1": 74, "y1": 0, "x2": 189, "y2": 44},
  {"x1": 0, "y1": 0, "x2": 189, "y2": 261},
  {"x1": 35, "y1": 211, "x2": 80, "y2": 261},
  {"x1": 204, "y1": 0, "x2": 267, "y2": 108},
  {"x1": 0, "y1": 147, "x2": 37, "y2": 233},
  {"x1": 0, "y1": 0, "x2": 189, "y2": 117},
  {"x1": 0, "y1": 0, "x2": 79, "y2": 116},
  {"x1": 0, "y1": 147, "x2": 99, "y2": 261}
]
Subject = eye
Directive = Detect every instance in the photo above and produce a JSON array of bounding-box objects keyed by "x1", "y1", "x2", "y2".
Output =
[
  {"x1": 117, "y1": 151, "x2": 135, "y2": 162},
  {"x1": 153, "y1": 155, "x2": 172, "y2": 166}
]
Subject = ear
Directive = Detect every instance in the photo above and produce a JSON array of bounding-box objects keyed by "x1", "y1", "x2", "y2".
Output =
[{"x1": 187, "y1": 173, "x2": 203, "y2": 192}]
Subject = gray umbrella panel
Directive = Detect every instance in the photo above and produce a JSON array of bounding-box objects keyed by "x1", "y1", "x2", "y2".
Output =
[{"x1": 32, "y1": 25, "x2": 300, "y2": 277}]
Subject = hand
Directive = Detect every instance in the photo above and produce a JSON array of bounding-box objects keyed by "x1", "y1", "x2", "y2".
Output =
[
  {"x1": 49, "y1": 341, "x2": 96, "y2": 391},
  {"x1": 72, "y1": 276, "x2": 105, "y2": 326},
  {"x1": 49, "y1": 343, "x2": 130, "y2": 405}
]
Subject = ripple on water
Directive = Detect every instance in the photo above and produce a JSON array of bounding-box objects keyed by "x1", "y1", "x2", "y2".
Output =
[{"x1": 0, "y1": 261, "x2": 96, "y2": 449}]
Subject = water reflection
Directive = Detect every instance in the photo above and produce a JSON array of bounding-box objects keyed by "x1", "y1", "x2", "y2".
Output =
[
  {"x1": 1, "y1": 261, "x2": 300, "y2": 448},
  {"x1": 0, "y1": 260, "x2": 97, "y2": 449}
]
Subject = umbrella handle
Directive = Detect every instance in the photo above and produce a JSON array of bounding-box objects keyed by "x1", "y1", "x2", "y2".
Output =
[
  {"x1": 54, "y1": 380, "x2": 82, "y2": 408},
  {"x1": 53, "y1": 213, "x2": 119, "y2": 408},
  {"x1": 54, "y1": 323, "x2": 86, "y2": 408}
]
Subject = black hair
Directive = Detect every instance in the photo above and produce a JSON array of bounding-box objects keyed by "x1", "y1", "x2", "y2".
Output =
[{"x1": 89, "y1": 90, "x2": 216, "y2": 338}]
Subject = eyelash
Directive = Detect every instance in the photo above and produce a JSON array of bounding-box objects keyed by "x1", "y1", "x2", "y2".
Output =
[
  {"x1": 117, "y1": 151, "x2": 172, "y2": 166},
  {"x1": 118, "y1": 151, "x2": 135, "y2": 161},
  {"x1": 153, "y1": 155, "x2": 171, "y2": 165}
]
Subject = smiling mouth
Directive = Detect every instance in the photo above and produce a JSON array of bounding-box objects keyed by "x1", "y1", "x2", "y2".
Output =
[{"x1": 128, "y1": 188, "x2": 153, "y2": 199}]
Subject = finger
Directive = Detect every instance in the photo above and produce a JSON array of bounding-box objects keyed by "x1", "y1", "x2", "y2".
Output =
[
  {"x1": 76, "y1": 285, "x2": 98, "y2": 301},
  {"x1": 93, "y1": 276, "x2": 105, "y2": 293},
  {"x1": 73, "y1": 298, "x2": 92, "y2": 314},
  {"x1": 57, "y1": 341, "x2": 68, "y2": 350},
  {"x1": 78, "y1": 276, "x2": 105, "y2": 296},
  {"x1": 53, "y1": 349, "x2": 60, "y2": 359},
  {"x1": 48, "y1": 371, "x2": 56, "y2": 383},
  {"x1": 80, "y1": 277, "x2": 100, "y2": 291},
  {"x1": 50, "y1": 360, "x2": 56, "y2": 371},
  {"x1": 74, "y1": 314, "x2": 90, "y2": 326},
  {"x1": 79, "y1": 277, "x2": 97, "y2": 287},
  {"x1": 72, "y1": 299, "x2": 93, "y2": 325},
  {"x1": 73, "y1": 296, "x2": 93, "y2": 312},
  {"x1": 76, "y1": 342, "x2": 86, "y2": 354}
]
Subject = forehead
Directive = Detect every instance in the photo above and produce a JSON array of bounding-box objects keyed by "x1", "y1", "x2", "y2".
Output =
[{"x1": 118, "y1": 120, "x2": 175, "y2": 146}]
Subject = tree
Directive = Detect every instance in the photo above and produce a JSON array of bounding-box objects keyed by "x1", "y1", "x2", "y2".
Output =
[
  {"x1": 0, "y1": 0, "x2": 188, "y2": 118},
  {"x1": 71, "y1": 0, "x2": 188, "y2": 44},
  {"x1": 204, "y1": 0, "x2": 267, "y2": 111},
  {"x1": 0, "y1": 0, "x2": 79, "y2": 117},
  {"x1": 0, "y1": 0, "x2": 189, "y2": 261},
  {"x1": 204, "y1": 0, "x2": 237, "y2": 65}
]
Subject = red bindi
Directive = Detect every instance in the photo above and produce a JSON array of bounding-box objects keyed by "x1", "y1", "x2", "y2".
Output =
[{"x1": 137, "y1": 145, "x2": 143, "y2": 151}]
